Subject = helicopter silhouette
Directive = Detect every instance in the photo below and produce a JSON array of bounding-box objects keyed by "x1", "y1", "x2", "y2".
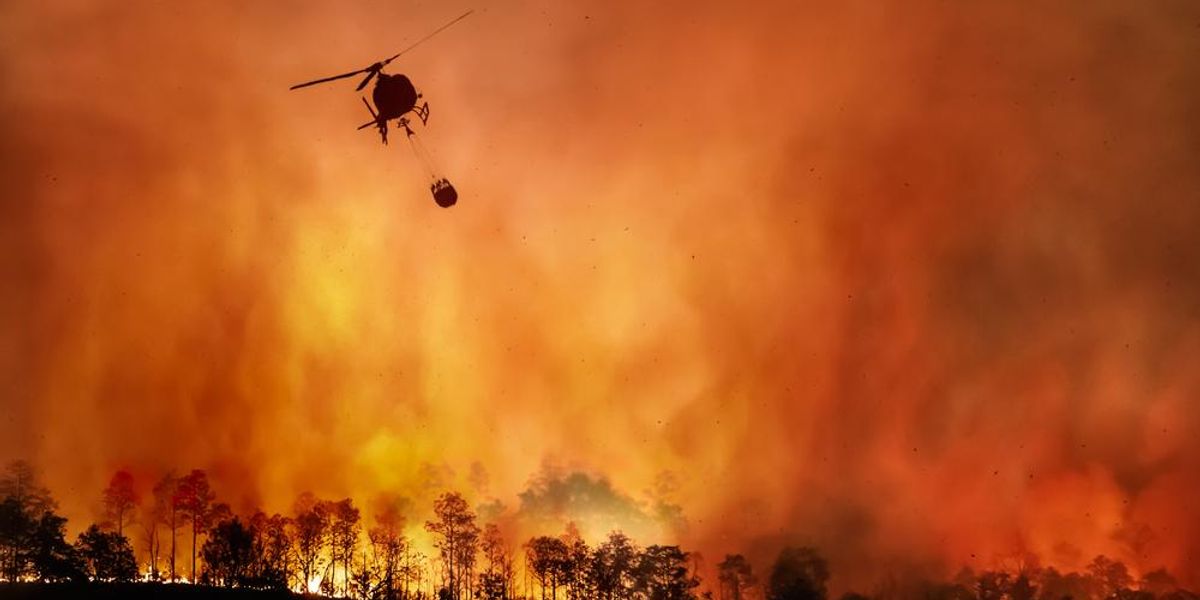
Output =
[{"x1": 290, "y1": 10, "x2": 472, "y2": 208}]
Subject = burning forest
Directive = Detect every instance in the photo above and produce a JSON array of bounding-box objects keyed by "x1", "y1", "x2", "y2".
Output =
[
  {"x1": 0, "y1": 461, "x2": 1196, "y2": 600},
  {"x1": 2, "y1": 0, "x2": 1200, "y2": 599}
]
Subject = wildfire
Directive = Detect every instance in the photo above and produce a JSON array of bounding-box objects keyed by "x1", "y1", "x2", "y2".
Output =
[{"x1": 1, "y1": 0, "x2": 1199, "y2": 596}]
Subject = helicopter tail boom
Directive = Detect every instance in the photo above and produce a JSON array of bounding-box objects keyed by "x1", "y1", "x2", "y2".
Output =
[{"x1": 357, "y1": 98, "x2": 389, "y2": 143}]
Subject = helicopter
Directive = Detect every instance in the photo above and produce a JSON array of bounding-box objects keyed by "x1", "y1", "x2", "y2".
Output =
[{"x1": 289, "y1": 10, "x2": 472, "y2": 208}]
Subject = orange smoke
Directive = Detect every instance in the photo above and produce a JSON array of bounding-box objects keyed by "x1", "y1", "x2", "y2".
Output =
[{"x1": 2, "y1": 0, "x2": 1199, "y2": 594}]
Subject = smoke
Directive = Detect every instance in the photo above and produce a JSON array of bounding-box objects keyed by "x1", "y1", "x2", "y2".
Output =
[
  {"x1": 2, "y1": 0, "x2": 1199, "y2": 593},
  {"x1": 514, "y1": 465, "x2": 685, "y2": 544}
]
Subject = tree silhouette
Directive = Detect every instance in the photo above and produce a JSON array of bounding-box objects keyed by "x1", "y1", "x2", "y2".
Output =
[
  {"x1": 176, "y1": 469, "x2": 216, "y2": 583},
  {"x1": 349, "y1": 544, "x2": 378, "y2": 600},
  {"x1": 976, "y1": 571, "x2": 1012, "y2": 600},
  {"x1": 75, "y1": 524, "x2": 137, "y2": 582},
  {"x1": 1141, "y1": 568, "x2": 1180, "y2": 597},
  {"x1": 1158, "y1": 590, "x2": 1200, "y2": 600},
  {"x1": 717, "y1": 555, "x2": 756, "y2": 600},
  {"x1": 480, "y1": 523, "x2": 515, "y2": 600},
  {"x1": 634, "y1": 545, "x2": 699, "y2": 600},
  {"x1": 28, "y1": 509, "x2": 84, "y2": 582},
  {"x1": 0, "y1": 460, "x2": 59, "y2": 581},
  {"x1": 138, "y1": 492, "x2": 161, "y2": 580},
  {"x1": 249, "y1": 511, "x2": 293, "y2": 590},
  {"x1": 1037, "y1": 566, "x2": 1095, "y2": 600},
  {"x1": 425, "y1": 491, "x2": 480, "y2": 600},
  {"x1": 561, "y1": 523, "x2": 590, "y2": 600},
  {"x1": 101, "y1": 470, "x2": 139, "y2": 538},
  {"x1": 2, "y1": 465, "x2": 1200, "y2": 600},
  {"x1": 403, "y1": 547, "x2": 430, "y2": 600},
  {"x1": 153, "y1": 471, "x2": 183, "y2": 581},
  {"x1": 589, "y1": 531, "x2": 639, "y2": 600},
  {"x1": 294, "y1": 492, "x2": 331, "y2": 592},
  {"x1": 368, "y1": 503, "x2": 407, "y2": 600},
  {"x1": 766, "y1": 547, "x2": 828, "y2": 600},
  {"x1": 329, "y1": 498, "x2": 362, "y2": 596},
  {"x1": 912, "y1": 580, "x2": 975, "y2": 600},
  {"x1": 0, "y1": 495, "x2": 32, "y2": 581},
  {"x1": 1088, "y1": 555, "x2": 1134, "y2": 599},
  {"x1": 526, "y1": 535, "x2": 568, "y2": 600},
  {"x1": 0, "y1": 461, "x2": 55, "y2": 516},
  {"x1": 201, "y1": 516, "x2": 254, "y2": 587},
  {"x1": 1008, "y1": 571, "x2": 1037, "y2": 600}
]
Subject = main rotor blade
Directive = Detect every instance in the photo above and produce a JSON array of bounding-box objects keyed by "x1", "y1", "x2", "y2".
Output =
[
  {"x1": 290, "y1": 67, "x2": 368, "y2": 90},
  {"x1": 380, "y1": 9, "x2": 474, "y2": 67},
  {"x1": 355, "y1": 68, "x2": 379, "y2": 92},
  {"x1": 289, "y1": 10, "x2": 471, "y2": 91}
]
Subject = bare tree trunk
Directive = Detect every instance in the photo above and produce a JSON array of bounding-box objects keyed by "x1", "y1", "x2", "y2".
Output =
[
  {"x1": 170, "y1": 509, "x2": 177, "y2": 582},
  {"x1": 191, "y1": 518, "x2": 197, "y2": 582},
  {"x1": 146, "y1": 523, "x2": 158, "y2": 579}
]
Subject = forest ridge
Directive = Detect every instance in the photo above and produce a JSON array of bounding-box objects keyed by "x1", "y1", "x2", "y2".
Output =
[{"x1": 0, "y1": 461, "x2": 1195, "y2": 600}]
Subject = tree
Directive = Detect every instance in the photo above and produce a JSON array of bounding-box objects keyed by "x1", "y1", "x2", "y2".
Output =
[
  {"x1": 0, "y1": 461, "x2": 58, "y2": 581},
  {"x1": 0, "y1": 461, "x2": 55, "y2": 516},
  {"x1": 294, "y1": 492, "x2": 331, "y2": 592},
  {"x1": 766, "y1": 547, "x2": 828, "y2": 600},
  {"x1": 633, "y1": 545, "x2": 699, "y2": 600},
  {"x1": 425, "y1": 492, "x2": 480, "y2": 600},
  {"x1": 175, "y1": 469, "x2": 215, "y2": 582},
  {"x1": 28, "y1": 510, "x2": 84, "y2": 582},
  {"x1": 201, "y1": 516, "x2": 254, "y2": 587},
  {"x1": 1036, "y1": 567, "x2": 1094, "y2": 600},
  {"x1": 0, "y1": 495, "x2": 32, "y2": 581},
  {"x1": 402, "y1": 548, "x2": 430, "y2": 600},
  {"x1": 718, "y1": 555, "x2": 757, "y2": 600},
  {"x1": 139, "y1": 494, "x2": 161, "y2": 580},
  {"x1": 561, "y1": 524, "x2": 590, "y2": 600},
  {"x1": 249, "y1": 511, "x2": 293, "y2": 590},
  {"x1": 153, "y1": 472, "x2": 183, "y2": 581},
  {"x1": 975, "y1": 571, "x2": 1011, "y2": 600},
  {"x1": 1140, "y1": 568, "x2": 1180, "y2": 597},
  {"x1": 480, "y1": 568, "x2": 509, "y2": 600},
  {"x1": 102, "y1": 470, "x2": 140, "y2": 538},
  {"x1": 369, "y1": 503, "x2": 408, "y2": 600},
  {"x1": 589, "y1": 532, "x2": 639, "y2": 600},
  {"x1": 480, "y1": 523, "x2": 515, "y2": 600},
  {"x1": 1087, "y1": 555, "x2": 1134, "y2": 598},
  {"x1": 329, "y1": 498, "x2": 362, "y2": 596},
  {"x1": 1008, "y1": 571, "x2": 1037, "y2": 600},
  {"x1": 349, "y1": 545, "x2": 378, "y2": 600},
  {"x1": 526, "y1": 536, "x2": 569, "y2": 600},
  {"x1": 76, "y1": 524, "x2": 138, "y2": 582}
]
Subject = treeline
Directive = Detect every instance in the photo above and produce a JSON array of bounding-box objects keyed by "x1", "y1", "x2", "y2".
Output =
[
  {"x1": 0, "y1": 461, "x2": 1197, "y2": 600},
  {"x1": 863, "y1": 557, "x2": 1200, "y2": 600}
]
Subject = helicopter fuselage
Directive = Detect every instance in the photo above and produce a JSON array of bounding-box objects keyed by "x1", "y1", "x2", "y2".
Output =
[{"x1": 372, "y1": 73, "x2": 419, "y2": 121}]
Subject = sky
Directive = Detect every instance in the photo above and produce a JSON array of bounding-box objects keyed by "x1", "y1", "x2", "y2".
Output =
[{"x1": 2, "y1": 0, "x2": 1199, "y2": 593}]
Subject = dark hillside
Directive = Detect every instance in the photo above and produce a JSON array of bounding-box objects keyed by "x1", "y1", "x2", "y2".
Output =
[{"x1": 0, "y1": 583, "x2": 304, "y2": 600}]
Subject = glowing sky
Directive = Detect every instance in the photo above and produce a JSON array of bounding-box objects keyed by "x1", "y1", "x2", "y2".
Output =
[{"x1": 2, "y1": 0, "x2": 1199, "y2": 592}]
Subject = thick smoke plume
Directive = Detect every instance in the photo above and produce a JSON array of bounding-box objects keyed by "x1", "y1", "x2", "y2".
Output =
[{"x1": 2, "y1": 0, "x2": 1199, "y2": 593}]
